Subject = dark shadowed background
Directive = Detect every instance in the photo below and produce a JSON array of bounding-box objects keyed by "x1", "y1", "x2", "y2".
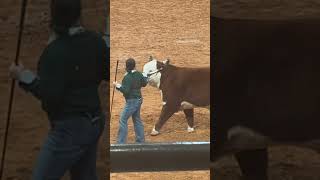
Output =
[
  {"x1": 0, "y1": 0, "x2": 107, "y2": 179},
  {"x1": 212, "y1": 0, "x2": 320, "y2": 179}
]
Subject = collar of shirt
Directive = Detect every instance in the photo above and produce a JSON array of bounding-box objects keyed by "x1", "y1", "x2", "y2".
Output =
[
  {"x1": 124, "y1": 70, "x2": 137, "y2": 76},
  {"x1": 47, "y1": 26, "x2": 85, "y2": 45}
]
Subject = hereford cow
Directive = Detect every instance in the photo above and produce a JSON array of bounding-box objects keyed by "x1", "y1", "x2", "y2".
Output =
[
  {"x1": 212, "y1": 16, "x2": 320, "y2": 180},
  {"x1": 143, "y1": 57, "x2": 210, "y2": 136}
]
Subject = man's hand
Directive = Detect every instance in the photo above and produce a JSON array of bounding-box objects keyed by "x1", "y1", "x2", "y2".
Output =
[
  {"x1": 113, "y1": 81, "x2": 121, "y2": 89},
  {"x1": 9, "y1": 63, "x2": 36, "y2": 84},
  {"x1": 9, "y1": 63, "x2": 24, "y2": 80},
  {"x1": 142, "y1": 72, "x2": 148, "y2": 77},
  {"x1": 142, "y1": 72, "x2": 150, "y2": 83}
]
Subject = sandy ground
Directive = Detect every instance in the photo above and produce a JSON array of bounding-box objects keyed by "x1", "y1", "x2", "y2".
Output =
[
  {"x1": 212, "y1": 0, "x2": 320, "y2": 179},
  {"x1": 110, "y1": 0, "x2": 210, "y2": 179},
  {"x1": 0, "y1": 0, "x2": 107, "y2": 179}
]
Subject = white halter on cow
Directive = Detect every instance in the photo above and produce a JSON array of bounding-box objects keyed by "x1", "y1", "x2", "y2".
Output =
[{"x1": 142, "y1": 58, "x2": 163, "y2": 89}]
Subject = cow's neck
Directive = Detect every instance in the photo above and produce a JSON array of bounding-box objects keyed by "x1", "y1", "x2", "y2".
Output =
[{"x1": 159, "y1": 64, "x2": 178, "y2": 90}]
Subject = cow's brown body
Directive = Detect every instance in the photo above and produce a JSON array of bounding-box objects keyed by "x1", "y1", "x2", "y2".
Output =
[
  {"x1": 212, "y1": 16, "x2": 320, "y2": 180},
  {"x1": 154, "y1": 61, "x2": 210, "y2": 132}
]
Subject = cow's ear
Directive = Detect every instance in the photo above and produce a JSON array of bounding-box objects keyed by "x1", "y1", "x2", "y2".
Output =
[
  {"x1": 149, "y1": 56, "x2": 153, "y2": 62},
  {"x1": 163, "y1": 59, "x2": 170, "y2": 65}
]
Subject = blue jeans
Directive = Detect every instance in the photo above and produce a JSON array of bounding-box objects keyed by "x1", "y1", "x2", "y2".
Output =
[
  {"x1": 117, "y1": 98, "x2": 145, "y2": 144},
  {"x1": 32, "y1": 112, "x2": 105, "y2": 180}
]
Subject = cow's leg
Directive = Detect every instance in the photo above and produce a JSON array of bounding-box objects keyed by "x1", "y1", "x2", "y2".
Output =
[
  {"x1": 235, "y1": 149, "x2": 268, "y2": 180},
  {"x1": 211, "y1": 108, "x2": 233, "y2": 162},
  {"x1": 151, "y1": 104, "x2": 179, "y2": 136},
  {"x1": 183, "y1": 109, "x2": 194, "y2": 132}
]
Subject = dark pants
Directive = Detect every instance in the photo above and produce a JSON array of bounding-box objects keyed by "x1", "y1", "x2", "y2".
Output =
[{"x1": 32, "y1": 112, "x2": 105, "y2": 180}]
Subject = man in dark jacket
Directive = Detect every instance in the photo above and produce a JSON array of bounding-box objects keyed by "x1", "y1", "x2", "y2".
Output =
[
  {"x1": 9, "y1": 0, "x2": 108, "y2": 179},
  {"x1": 113, "y1": 58, "x2": 148, "y2": 143}
]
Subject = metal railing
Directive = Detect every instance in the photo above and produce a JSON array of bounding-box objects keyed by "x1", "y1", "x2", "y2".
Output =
[{"x1": 110, "y1": 141, "x2": 210, "y2": 172}]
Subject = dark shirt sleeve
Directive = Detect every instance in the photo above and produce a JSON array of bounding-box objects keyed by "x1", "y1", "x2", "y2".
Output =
[
  {"x1": 118, "y1": 75, "x2": 131, "y2": 96},
  {"x1": 19, "y1": 47, "x2": 66, "y2": 113},
  {"x1": 19, "y1": 72, "x2": 41, "y2": 99},
  {"x1": 100, "y1": 37, "x2": 109, "y2": 82},
  {"x1": 141, "y1": 74, "x2": 148, "y2": 87}
]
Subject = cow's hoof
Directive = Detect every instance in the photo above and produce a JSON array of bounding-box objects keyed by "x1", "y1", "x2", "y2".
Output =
[
  {"x1": 187, "y1": 126, "x2": 194, "y2": 133},
  {"x1": 151, "y1": 127, "x2": 160, "y2": 136}
]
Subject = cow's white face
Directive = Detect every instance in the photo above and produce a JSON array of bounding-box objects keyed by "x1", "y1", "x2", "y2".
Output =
[{"x1": 143, "y1": 59, "x2": 161, "y2": 88}]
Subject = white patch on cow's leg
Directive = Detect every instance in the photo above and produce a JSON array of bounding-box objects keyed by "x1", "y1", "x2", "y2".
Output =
[
  {"x1": 150, "y1": 126, "x2": 160, "y2": 136},
  {"x1": 181, "y1": 101, "x2": 194, "y2": 109},
  {"x1": 187, "y1": 125, "x2": 194, "y2": 133},
  {"x1": 227, "y1": 126, "x2": 269, "y2": 151},
  {"x1": 160, "y1": 90, "x2": 167, "y2": 106},
  {"x1": 155, "y1": 72, "x2": 161, "y2": 88}
]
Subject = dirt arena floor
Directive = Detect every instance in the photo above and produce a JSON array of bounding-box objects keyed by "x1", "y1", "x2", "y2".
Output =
[
  {"x1": 212, "y1": 0, "x2": 320, "y2": 179},
  {"x1": 110, "y1": 0, "x2": 210, "y2": 179},
  {"x1": 0, "y1": 1, "x2": 107, "y2": 179}
]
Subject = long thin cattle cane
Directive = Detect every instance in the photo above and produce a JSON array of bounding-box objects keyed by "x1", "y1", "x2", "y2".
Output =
[
  {"x1": 104, "y1": 1, "x2": 111, "y2": 179},
  {"x1": 110, "y1": 60, "x2": 119, "y2": 117},
  {"x1": 0, "y1": 0, "x2": 28, "y2": 179}
]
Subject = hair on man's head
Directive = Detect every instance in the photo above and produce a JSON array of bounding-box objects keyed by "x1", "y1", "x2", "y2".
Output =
[{"x1": 50, "y1": 0, "x2": 81, "y2": 35}]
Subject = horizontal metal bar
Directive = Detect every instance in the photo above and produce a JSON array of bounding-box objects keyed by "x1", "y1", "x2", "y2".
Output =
[{"x1": 110, "y1": 142, "x2": 210, "y2": 172}]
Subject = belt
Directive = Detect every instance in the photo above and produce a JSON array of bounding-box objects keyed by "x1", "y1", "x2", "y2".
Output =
[
  {"x1": 126, "y1": 97, "x2": 142, "y2": 101},
  {"x1": 50, "y1": 109, "x2": 102, "y2": 122}
]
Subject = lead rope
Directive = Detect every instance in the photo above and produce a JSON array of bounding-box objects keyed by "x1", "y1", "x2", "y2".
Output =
[
  {"x1": 147, "y1": 68, "x2": 162, "y2": 77},
  {"x1": 0, "y1": 0, "x2": 28, "y2": 179}
]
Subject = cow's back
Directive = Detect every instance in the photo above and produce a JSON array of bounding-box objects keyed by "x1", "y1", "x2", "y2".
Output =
[{"x1": 163, "y1": 66, "x2": 210, "y2": 107}]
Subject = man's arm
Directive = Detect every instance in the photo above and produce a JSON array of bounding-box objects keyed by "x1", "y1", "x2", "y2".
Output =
[
  {"x1": 99, "y1": 36, "x2": 109, "y2": 82},
  {"x1": 117, "y1": 76, "x2": 131, "y2": 96},
  {"x1": 19, "y1": 49, "x2": 66, "y2": 113},
  {"x1": 141, "y1": 72, "x2": 148, "y2": 87},
  {"x1": 18, "y1": 70, "x2": 41, "y2": 99}
]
